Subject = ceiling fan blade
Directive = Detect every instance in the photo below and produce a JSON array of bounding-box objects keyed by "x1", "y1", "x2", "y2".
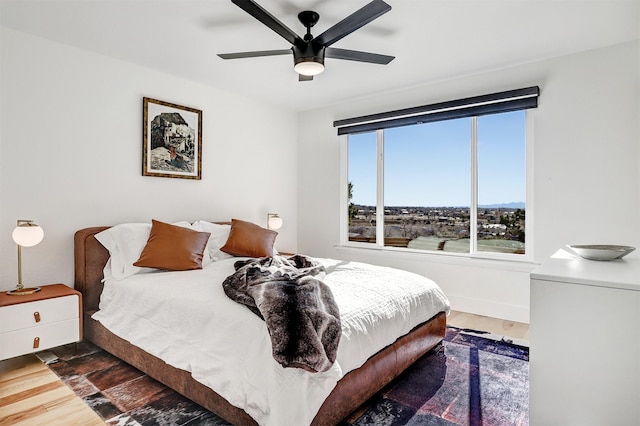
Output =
[
  {"x1": 231, "y1": 0, "x2": 302, "y2": 46},
  {"x1": 218, "y1": 49, "x2": 291, "y2": 59},
  {"x1": 326, "y1": 47, "x2": 394, "y2": 64},
  {"x1": 313, "y1": 0, "x2": 391, "y2": 47},
  {"x1": 298, "y1": 74, "x2": 314, "y2": 82}
]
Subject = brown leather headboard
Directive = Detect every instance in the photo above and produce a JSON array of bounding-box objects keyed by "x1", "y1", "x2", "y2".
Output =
[{"x1": 74, "y1": 227, "x2": 111, "y2": 313}]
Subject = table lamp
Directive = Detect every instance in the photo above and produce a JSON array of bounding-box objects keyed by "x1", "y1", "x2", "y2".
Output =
[
  {"x1": 267, "y1": 213, "x2": 283, "y2": 230},
  {"x1": 8, "y1": 219, "x2": 44, "y2": 295}
]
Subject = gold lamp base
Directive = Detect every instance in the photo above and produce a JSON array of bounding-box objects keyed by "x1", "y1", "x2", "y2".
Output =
[{"x1": 7, "y1": 286, "x2": 41, "y2": 296}]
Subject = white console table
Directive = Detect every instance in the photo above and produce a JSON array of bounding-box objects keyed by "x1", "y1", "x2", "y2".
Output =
[{"x1": 530, "y1": 249, "x2": 640, "y2": 425}]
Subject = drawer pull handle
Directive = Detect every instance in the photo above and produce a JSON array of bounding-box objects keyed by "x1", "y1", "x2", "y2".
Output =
[
  {"x1": 34, "y1": 312, "x2": 41, "y2": 323},
  {"x1": 33, "y1": 337, "x2": 40, "y2": 349}
]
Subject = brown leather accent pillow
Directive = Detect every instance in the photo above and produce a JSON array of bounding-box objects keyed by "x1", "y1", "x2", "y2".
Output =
[
  {"x1": 220, "y1": 219, "x2": 278, "y2": 258},
  {"x1": 133, "y1": 220, "x2": 211, "y2": 271}
]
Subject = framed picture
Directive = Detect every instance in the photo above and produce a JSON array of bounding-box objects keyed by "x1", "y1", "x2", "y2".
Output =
[{"x1": 143, "y1": 97, "x2": 202, "y2": 179}]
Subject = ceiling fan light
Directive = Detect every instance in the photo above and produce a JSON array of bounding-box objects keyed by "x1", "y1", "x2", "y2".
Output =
[{"x1": 294, "y1": 60, "x2": 325, "y2": 76}]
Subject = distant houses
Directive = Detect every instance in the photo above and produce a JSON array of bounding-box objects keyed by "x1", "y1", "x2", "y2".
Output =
[{"x1": 349, "y1": 204, "x2": 525, "y2": 254}]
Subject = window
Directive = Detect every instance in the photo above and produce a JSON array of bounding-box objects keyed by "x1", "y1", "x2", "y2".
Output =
[{"x1": 340, "y1": 87, "x2": 536, "y2": 258}]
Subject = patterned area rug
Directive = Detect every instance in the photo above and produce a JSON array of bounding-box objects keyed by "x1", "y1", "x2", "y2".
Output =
[{"x1": 46, "y1": 327, "x2": 528, "y2": 425}]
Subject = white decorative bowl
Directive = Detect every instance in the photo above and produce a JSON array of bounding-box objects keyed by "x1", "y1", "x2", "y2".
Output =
[{"x1": 567, "y1": 245, "x2": 636, "y2": 261}]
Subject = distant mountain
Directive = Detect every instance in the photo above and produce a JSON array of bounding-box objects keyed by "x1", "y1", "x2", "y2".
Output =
[{"x1": 479, "y1": 202, "x2": 525, "y2": 209}]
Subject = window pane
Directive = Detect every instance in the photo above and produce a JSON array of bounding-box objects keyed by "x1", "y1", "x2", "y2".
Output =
[
  {"x1": 384, "y1": 119, "x2": 471, "y2": 252},
  {"x1": 347, "y1": 132, "x2": 377, "y2": 244},
  {"x1": 477, "y1": 111, "x2": 526, "y2": 254}
]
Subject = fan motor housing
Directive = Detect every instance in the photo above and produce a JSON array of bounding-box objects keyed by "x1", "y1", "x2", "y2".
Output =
[{"x1": 293, "y1": 43, "x2": 325, "y2": 67}]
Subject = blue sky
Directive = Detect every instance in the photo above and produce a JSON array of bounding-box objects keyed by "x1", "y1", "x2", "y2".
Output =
[{"x1": 348, "y1": 110, "x2": 526, "y2": 207}]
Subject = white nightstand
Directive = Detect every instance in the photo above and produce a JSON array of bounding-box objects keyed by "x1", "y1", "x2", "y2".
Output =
[{"x1": 0, "y1": 284, "x2": 82, "y2": 361}]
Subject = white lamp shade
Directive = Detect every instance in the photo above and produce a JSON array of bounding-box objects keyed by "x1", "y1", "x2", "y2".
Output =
[
  {"x1": 294, "y1": 61, "x2": 325, "y2": 76},
  {"x1": 268, "y1": 215, "x2": 283, "y2": 230},
  {"x1": 12, "y1": 225, "x2": 44, "y2": 247}
]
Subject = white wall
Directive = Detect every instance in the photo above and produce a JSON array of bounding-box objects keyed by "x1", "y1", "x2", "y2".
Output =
[
  {"x1": 0, "y1": 28, "x2": 299, "y2": 292},
  {"x1": 297, "y1": 41, "x2": 640, "y2": 323}
]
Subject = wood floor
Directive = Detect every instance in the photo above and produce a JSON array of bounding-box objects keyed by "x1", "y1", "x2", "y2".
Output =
[
  {"x1": 447, "y1": 310, "x2": 530, "y2": 341},
  {"x1": 0, "y1": 353, "x2": 103, "y2": 426},
  {"x1": 0, "y1": 311, "x2": 528, "y2": 426}
]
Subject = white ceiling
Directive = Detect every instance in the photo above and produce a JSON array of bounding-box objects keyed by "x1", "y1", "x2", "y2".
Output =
[{"x1": 1, "y1": 0, "x2": 638, "y2": 111}]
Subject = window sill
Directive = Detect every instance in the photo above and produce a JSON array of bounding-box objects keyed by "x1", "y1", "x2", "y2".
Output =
[{"x1": 334, "y1": 244, "x2": 538, "y2": 273}]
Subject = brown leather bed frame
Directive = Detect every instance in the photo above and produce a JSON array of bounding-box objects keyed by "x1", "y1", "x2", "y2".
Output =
[{"x1": 74, "y1": 226, "x2": 446, "y2": 425}]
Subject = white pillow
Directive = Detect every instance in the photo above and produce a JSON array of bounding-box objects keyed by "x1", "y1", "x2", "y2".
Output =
[
  {"x1": 95, "y1": 221, "x2": 195, "y2": 280},
  {"x1": 192, "y1": 220, "x2": 233, "y2": 262}
]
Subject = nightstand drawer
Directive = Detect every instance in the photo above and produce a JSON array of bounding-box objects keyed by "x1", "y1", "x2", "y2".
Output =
[
  {"x1": 0, "y1": 318, "x2": 80, "y2": 359},
  {"x1": 0, "y1": 295, "x2": 79, "y2": 333}
]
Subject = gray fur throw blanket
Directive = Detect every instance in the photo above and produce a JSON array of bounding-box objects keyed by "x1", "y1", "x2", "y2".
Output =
[{"x1": 222, "y1": 255, "x2": 341, "y2": 373}]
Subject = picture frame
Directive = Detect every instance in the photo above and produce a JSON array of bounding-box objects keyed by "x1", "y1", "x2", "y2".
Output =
[{"x1": 142, "y1": 97, "x2": 202, "y2": 179}]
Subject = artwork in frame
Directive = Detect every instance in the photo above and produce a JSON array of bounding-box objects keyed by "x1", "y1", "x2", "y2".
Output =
[{"x1": 143, "y1": 97, "x2": 202, "y2": 179}]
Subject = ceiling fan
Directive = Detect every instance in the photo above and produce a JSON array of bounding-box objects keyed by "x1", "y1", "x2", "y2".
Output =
[{"x1": 217, "y1": 0, "x2": 395, "y2": 81}]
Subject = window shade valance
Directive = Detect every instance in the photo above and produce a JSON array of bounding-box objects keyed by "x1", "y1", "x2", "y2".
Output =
[{"x1": 334, "y1": 86, "x2": 539, "y2": 135}]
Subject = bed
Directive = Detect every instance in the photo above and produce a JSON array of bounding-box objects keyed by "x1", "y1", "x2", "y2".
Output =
[{"x1": 74, "y1": 220, "x2": 449, "y2": 425}]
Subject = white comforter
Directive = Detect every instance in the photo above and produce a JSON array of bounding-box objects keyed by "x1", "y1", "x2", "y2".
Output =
[{"x1": 92, "y1": 257, "x2": 450, "y2": 425}]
